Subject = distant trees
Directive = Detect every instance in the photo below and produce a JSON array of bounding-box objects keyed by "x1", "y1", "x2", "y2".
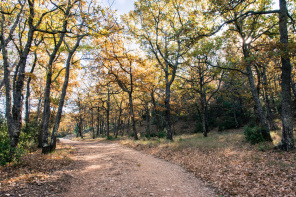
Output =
[
  {"x1": 124, "y1": 0, "x2": 210, "y2": 140},
  {"x1": 183, "y1": 39, "x2": 224, "y2": 137},
  {"x1": 94, "y1": 35, "x2": 144, "y2": 140}
]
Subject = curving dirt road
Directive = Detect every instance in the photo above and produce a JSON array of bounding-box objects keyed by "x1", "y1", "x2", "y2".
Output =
[{"x1": 59, "y1": 138, "x2": 216, "y2": 197}]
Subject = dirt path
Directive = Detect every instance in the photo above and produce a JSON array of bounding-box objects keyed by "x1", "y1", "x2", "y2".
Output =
[{"x1": 59, "y1": 138, "x2": 216, "y2": 197}]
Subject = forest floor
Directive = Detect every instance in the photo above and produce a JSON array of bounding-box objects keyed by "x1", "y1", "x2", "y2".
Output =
[
  {"x1": 0, "y1": 138, "x2": 216, "y2": 197},
  {"x1": 1, "y1": 124, "x2": 296, "y2": 196},
  {"x1": 120, "y1": 126, "x2": 296, "y2": 196},
  {"x1": 0, "y1": 143, "x2": 75, "y2": 196}
]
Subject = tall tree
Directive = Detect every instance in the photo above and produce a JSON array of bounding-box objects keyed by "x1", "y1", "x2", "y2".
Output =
[
  {"x1": 278, "y1": 0, "x2": 294, "y2": 150},
  {"x1": 95, "y1": 35, "x2": 146, "y2": 140},
  {"x1": 124, "y1": 0, "x2": 208, "y2": 140},
  {"x1": 208, "y1": 0, "x2": 279, "y2": 141},
  {"x1": 1, "y1": 0, "x2": 66, "y2": 152}
]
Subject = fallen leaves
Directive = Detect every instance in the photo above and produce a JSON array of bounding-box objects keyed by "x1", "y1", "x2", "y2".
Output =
[
  {"x1": 0, "y1": 143, "x2": 75, "y2": 197},
  {"x1": 123, "y1": 130, "x2": 296, "y2": 196}
]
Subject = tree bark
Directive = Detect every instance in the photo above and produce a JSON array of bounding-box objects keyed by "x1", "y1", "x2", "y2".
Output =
[
  {"x1": 127, "y1": 118, "x2": 130, "y2": 135},
  {"x1": 1, "y1": 1, "x2": 35, "y2": 150},
  {"x1": 97, "y1": 107, "x2": 100, "y2": 136},
  {"x1": 106, "y1": 87, "x2": 110, "y2": 138},
  {"x1": 101, "y1": 120, "x2": 104, "y2": 135},
  {"x1": 49, "y1": 36, "x2": 83, "y2": 151},
  {"x1": 116, "y1": 101, "x2": 123, "y2": 139},
  {"x1": 1, "y1": 34, "x2": 15, "y2": 149},
  {"x1": 41, "y1": 71, "x2": 52, "y2": 148},
  {"x1": 262, "y1": 67, "x2": 277, "y2": 130},
  {"x1": 40, "y1": 2, "x2": 72, "y2": 153},
  {"x1": 165, "y1": 70, "x2": 173, "y2": 140},
  {"x1": 91, "y1": 107, "x2": 95, "y2": 139},
  {"x1": 232, "y1": 98, "x2": 239, "y2": 128},
  {"x1": 25, "y1": 52, "x2": 37, "y2": 125},
  {"x1": 146, "y1": 105, "x2": 150, "y2": 138},
  {"x1": 201, "y1": 89, "x2": 207, "y2": 137},
  {"x1": 129, "y1": 92, "x2": 138, "y2": 140},
  {"x1": 243, "y1": 44, "x2": 272, "y2": 141},
  {"x1": 151, "y1": 90, "x2": 162, "y2": 132},
  {"x1": 291, "y1": 78, "x2": 296, "y2": 98},
  {"x1": 278, "y1": 0, "x2": 294, "y2": 150}
]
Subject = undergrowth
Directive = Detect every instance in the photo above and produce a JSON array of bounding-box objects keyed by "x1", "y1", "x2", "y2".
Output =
[{"x1": 0, "y1": 122, "x2": 38, "y2": 166}]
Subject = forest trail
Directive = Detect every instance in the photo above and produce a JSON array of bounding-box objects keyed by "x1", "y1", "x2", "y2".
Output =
[{"x1": 59, "y1": 138, "x2": 216, "y2": 197}]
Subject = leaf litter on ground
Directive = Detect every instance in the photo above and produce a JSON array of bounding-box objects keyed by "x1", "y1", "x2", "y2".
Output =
[
  {"x1": 0, "y1": 143, "x2": 75, "y2": 197},
  {"x1": 120, "y1": 128, "x2": 296, "y2": 196}
]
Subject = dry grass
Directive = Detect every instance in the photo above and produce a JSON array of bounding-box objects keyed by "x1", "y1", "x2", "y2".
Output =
[{"x1": 121, "y1": 128, "x2": 296, "y2": 196}]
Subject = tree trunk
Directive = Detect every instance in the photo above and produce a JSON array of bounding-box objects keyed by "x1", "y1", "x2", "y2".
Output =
[
  {"x1": 0, "y1": 0, "x2": 34, "y2": 155},
  {"x1": 121, "y1": 120, "x2": 124, "y2": 137},
  {"x1": 291, "y1": 78, "x2": 296, "y2": 98},
  {"x1": 37, "y1": 93, "x2": 43, "y2": 148},
  {"x1": 244, "y1": 44, "x2": 272, "y2": 141},
  {"x1": 1, "y1": 36, "x2": 16, "y2": 150},
  {"x1": 91, "y1": 107, "x2": 95, "y2": 139},
  {"x1": 262, "y1": 67, "x2": 277, "y2": 130},
  {"x1": 151, "y1": 90, "x2": 162, "y2": 132},
  {"x1": 106, "y1": 88, "x2": 110, "y2": 138},
  {"x1": 41, "y1": 6, "x2": 70, "y2": 153},
  {"x1": 41, "y1": 71, "x2": 52, "y2": 150},
  {"x1": 116, "y1": 103, "x2": 122, "y2": 139},
  {"x1": 97, "y1": 108, "x2": 100, "y2": 136},
  {"x1": 129, "y1": 92, "x2": 138, "y2": 140},
  {"x1": 127, "y1": 118, "x2": 130, "y2": 135},
  {"x1": 78, "y1": 119, "x2": 83, "y2": 138},
  {"x1": 25, "y1": 53, "x2": 37, "y2": 126},
  {"x1": 165, "y1": 73, "x2": 173, "y2": 140},
  {"x1": 146, "y1": 105, "x2": 150, "y2": 138},
  {"x1": 50, "y1": 37, "x2": 83, "y2": 151},
  {"x1": 232, "y1": 98, "x2": 239, "y2": 128},
  {"x1": 100, "y1": 120, "x2": 104, "y2": 135},
  {"x1": 278, "y1": 0, "x2": 294, "y2": 150},
  {"x1": 36, "y1": 96, "x2": 42, "y2": 123},
  {"x1": 201, "y1": 91, "x2": 207, "y2": 137}
]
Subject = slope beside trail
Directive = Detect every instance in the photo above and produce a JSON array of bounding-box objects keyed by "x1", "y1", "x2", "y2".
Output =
[{"x1": 59, "y1": 138, "x2": 216, "y2": 197}]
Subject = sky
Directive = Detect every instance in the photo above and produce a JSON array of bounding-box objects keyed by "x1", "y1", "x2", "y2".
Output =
[
  {"x1": 101, "y1": 0, "x2": 279, "y2": 15},
  {"x1": 102, "y1": 0, "x2": 135, "y2": 15}
]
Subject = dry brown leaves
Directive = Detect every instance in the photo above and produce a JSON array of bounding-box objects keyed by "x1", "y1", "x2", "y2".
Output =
[
  {"x1": 0, "y1": 143, "x2": 75, "y2": 197},
  {"x1": 124, "y1": 132, "x2": 296, "y2": 196}
]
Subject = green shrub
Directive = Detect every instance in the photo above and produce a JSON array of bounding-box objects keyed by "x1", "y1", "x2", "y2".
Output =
[
  {"x1": 140, "y1": 132, "x2": 146, "y2": 138},
  {"x1": 22, "y1": 123, "x2": 39, "y2": 145},
  {"x1": 218, "y1": 117, "x2": 237, "y2": 131},
  {"x1": 218, "y1": 123, "x2": 224, "y2": 132},
  {"x1": 194, "y1": 122, "x2": 203, "y2": 133},
  {"x1": 144, "y1": 133, "x2": 152, "y2": 139},
  {"x1": 129, "y1": 133, "x2": 135, "y2": 137},
  {"x1": 224, "y1": 118, "x2": 237, "y2": 129},
  {"x1": 0, "y1": 123, "x2": 11, "y2": 165},
  {"x1": 181, "y1": 125, "x2": 189, "y2": 129},
  {"x1": 107, "y1": 135, "x2": 114, "y2": 140},
  {"x1": 0, "y1": 125, "x2": 33, "y2": 166},
  {"x1": 0, "y1": 120, "x2": 38, "y2": 166},
  {"x1": 157, "y1": 131, "x2": 166, "y2": 138},
  {"x1": 244, "y1": 126, "x2": 265, "y2": 144},
  {"x1": 149, "y1": 133, "x2": 157, "y2": 137}
]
